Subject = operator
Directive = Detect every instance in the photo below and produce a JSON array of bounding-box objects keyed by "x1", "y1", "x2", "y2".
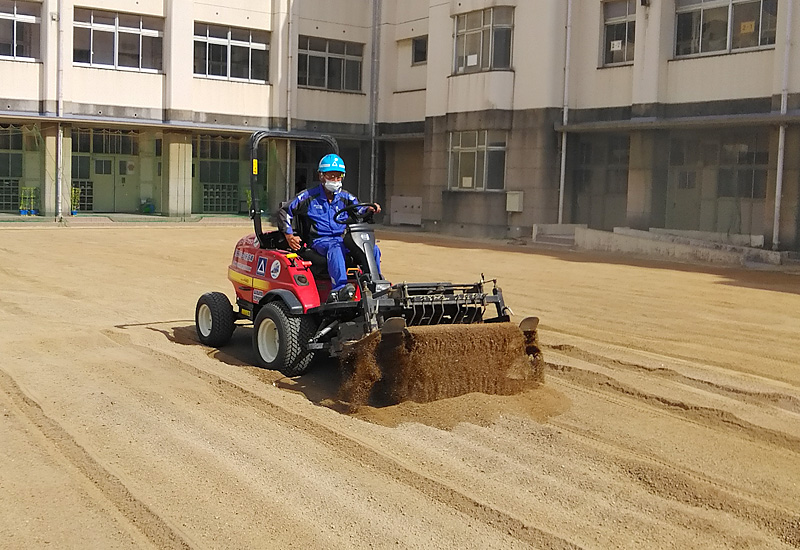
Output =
[{"x1": 278, "y1": 153, "x2": 382, "y2": 303}]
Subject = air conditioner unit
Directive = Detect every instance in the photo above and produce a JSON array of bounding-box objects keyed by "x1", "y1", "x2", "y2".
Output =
[{"x1": 506, "y1": 191, "x2": 523, "y2": 213}]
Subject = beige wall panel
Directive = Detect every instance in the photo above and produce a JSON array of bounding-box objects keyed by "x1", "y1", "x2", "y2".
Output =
[
  {"x1": 295, "y1": 89, "x2": 368, "y2": 124},
  {"x1": 70, "y1": 67, "x2": 164, "y2": 109},
  {"x1": 447, "y1": 71, "x2": 514, "y2": 112},
  {"x1": 191, "y1": 79, "x2": 271, "y2": 117},
  {"x1": 666, "y1": 51, "x2": 774, "y2": 103},
  {"x1": 193, "y1": 2, "x2": 270, "y2": 28},
  {"x1": 295, "y1": 0, "x2": 371, "y2": 37},
  {"x1": 394, "y1": 41, "x2": 427, "y2": 92},
  {"x1": 573, "y1": 66, "x2": 634, "y2": 109},
  {"x1": 0, "y1": 63, "x2": 41, "y2": 103},
  {"x1": 508, "y1": 1, "x2": 566, "y2": 110},
  {"x1": 77, "y1": 0, "x2": 164, "y2": 16},
  {"x1": 424, "y1": 2, "x2": 454, "y2": 117},
  {"x1": 449, "y1": 0, "x2": 517, "y2": 16},
  {"x1": 388, "y1": 90, "x2": 426, "y2": 122}
]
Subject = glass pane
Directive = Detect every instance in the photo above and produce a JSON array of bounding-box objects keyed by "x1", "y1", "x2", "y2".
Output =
[
  {"x1": 141, "y1": 35, "x2": 162, "y2": 70},
  {"x1": 626, "y1": 21, "x2": 635, "y2": 61},
  {"x1": 308, "y1": 36, "x2": 326, "y2": 52},
  {"x1": 230, "y1": 44, "x2": 249, "y2": 78},
  {"x1": 17, "y1": 21, "x2": 40, "y2": 59},
  {"x1": 0, "y1": 152, "x2": 7, "y2": 176},
  {"x1": 0, "y1": 0, "x2": 12, "y2": 15},
  {"x1": 208, "y1": 43, "x2": 227, "y2": 76},
  {"x1": 752, "y1": 169, "x2": 767, "y2": 199},
  {"x1": 455, "y1": 34, "x2": 465, "y2": 72},
  {"x1": 73, "y1": 27, "x2": 90, "y2": 62},
  {"x1": 328, "y1": 40, "x2": 345, "y2": 55},
  {"x1": 475, "y1": 151, "x2": 485, "y2": 189},
  {"x1": 458, "y1": 151, "x2": 476, "y2": 188},
  {"x1": 79, "y1": 156, "x2": 89, "y2": 178},
  {"x1": 92, "y1": 30, "x2": 115, "y2": 65},
  {"x1": 308, "y1": 55, "x2": 326, "y2": 87},
  {"x1": 461, "y1": 131, "x2": 477, "y2": 148},
  {"x1": 732, "y1": 1, "x2": 760, "y2": 49},
  {"x1": 251, "y1": 48, "x2": 268, "y2": 81},
  {"x1": 676, "y1": 11, "x2": 701, "y2": 55},
  {"x1": 9, "y1": 152, "x2": 21, "y2": 177},
  {"x1": 604, "y1": 0, "x2": 628, "y2": 20},
  {"x1": 487, "y1": 130, "x2": 506, "y2": 147},
  {"x1": 298, "y1": 35, "x2": 308, "y2": 50},
  {"x1": 79, "y1": 131, "x2": 90, "y2": 152},
  {"x1": 119, "y1": 160, "x2": 127, "y2": 176},
  {"x1": 492, "y1": 27, "x2": 511, "y2": 68},
  {"x1": 701, "y1": 7, "x2": 728, "y2": 52},
  {"x1": 412, "y1": 36, "x2": 427, "y2": 63},
  {"x1": 449, "y1": 151, "x2": 459, "y2": 188},
  {"x1": 465, "y1": 31, "x2": 480, "y2": 69},
  {"x1": 199, "y1": 160, "x2": 210, "y2": 182},
  {"x1": 486, "y1": 150, "x2": 505, "y2": 189},
  {"x1": 761, "y1": 0, "x2": 777, "y2": 45},
  {"x1": 345, "y1": 42, "x2": 363, "y2": 56},
  {"x1": 194, "y1": 23, "x2": 207, "y2": 37},
  {"x1": 344, "y1": 59, "x2": 360, "y2": 90},
  {"x1": 8, "y1": 129, "x2": 21, "y2": 150},
  {"x1": 141, "y1": 16, "x2": 162, "y2": 32},
  {"x1": 481, "y1": 28, "x2": 490, "y2": 69},
  {"x1": 193, "y1": 40, "x2": 207, "y2": 74},
  {"x1": 94, "y1": 12, "x2": 115, "y2": 26},
  {"x1": 466, "y1": 11, "x2": 482, "y2": 31},
  {"x1": 327, "y1": 57, "x2": 343, "y2": 90},
  {"x1": 493, "y1": 6, "x2": 513, "y2": 25},
  {"x1": 717, "y1": 168, "x2": 735, "y2": 197},
  {"x1": 231, "y1": 28, "x2": 249, "y2": 42},
  {"x1": 118, "y1": 32, "x2": 139, "y2": 68},
  {"x1": 297, "y1": 53, "x2": 307, "y2": 85},
  {"x1": 118, "y1": 14, "x2": 140, "y2": 30},
  {"x1": 252, "y1": 30, "x2": 269, "y2": 46},
  {"x1": 208, "y1": 25, "x2": 227, "y2": 39},
  {"x1": 210, "y1": 139, "x2": 220, "y2": 159},
  {"x1": 0, "y1": 19, "x2": 11, "y2": 56}
]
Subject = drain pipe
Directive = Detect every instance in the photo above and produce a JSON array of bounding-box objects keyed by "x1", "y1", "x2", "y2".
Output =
[
  {"x1": 285, "y1": 0, "x2": 294, "y2": 203},
  {"x1": 368, "y1": 0, "x2": 382, "y2": 203},
  {"x1": 557, "y1": 0, "x2": 573, "y2": 224},
  {"x1": 772, "y1": 0, "x2": 793, "y2": 250},
  {"x1": 55, "y1": 0, "x2": 64, "y2": 220}
]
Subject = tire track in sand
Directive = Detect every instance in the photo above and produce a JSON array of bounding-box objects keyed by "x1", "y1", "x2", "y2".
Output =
[
  {"x1": 104, "y1": 328, "x2": 582, "y2": 550},
  {"x1": 0, "y1": 367, "x2": 193, "y2": 550},
  {"x1": 546, "y1": 374, "x2": 800, "y2": 548}
]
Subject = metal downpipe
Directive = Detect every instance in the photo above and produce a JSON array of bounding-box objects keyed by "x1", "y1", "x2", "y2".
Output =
[
  {"x1": 772, "y1": 0, "x2": 793, "y2": 250},
  {"x1": 558, "y1": 0, "x2": 573, "y2": 224}
]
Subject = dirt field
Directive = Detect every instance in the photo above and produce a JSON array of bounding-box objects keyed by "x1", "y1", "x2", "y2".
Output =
[{"x1": 1, "y1": 223, "x2": 798, "y2": 550}]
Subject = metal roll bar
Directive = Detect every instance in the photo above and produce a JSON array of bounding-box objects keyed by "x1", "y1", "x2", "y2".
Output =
[{"x1": 248, "y1": 130, "x2": 339, "y2": 248}]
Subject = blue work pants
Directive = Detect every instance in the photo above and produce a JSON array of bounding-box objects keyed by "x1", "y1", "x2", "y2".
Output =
[{"x1": 312, "y1": 236, "x2": 381, "y2": 290}]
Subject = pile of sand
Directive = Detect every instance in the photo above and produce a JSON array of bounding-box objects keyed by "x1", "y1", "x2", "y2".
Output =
[{"x1": 338, "y1": 323, "x2": 543, "y2": 410}]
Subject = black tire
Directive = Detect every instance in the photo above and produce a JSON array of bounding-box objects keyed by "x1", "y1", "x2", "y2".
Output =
[
  {"x1": 252, "y1": 301, "x2": 317, "y2": 376},
  {"x1": 195, "y1": 292, "x2": 235, "y2": 347}
]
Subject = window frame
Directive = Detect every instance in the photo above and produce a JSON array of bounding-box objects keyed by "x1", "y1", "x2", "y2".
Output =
[
  {"x1": 72, "y1": 8, "x2": 163, "y2": 72},
  {"x1": 0, "y1": 0, "x2": 41, "y2": 61},
  {"x1": 448, "y1": 130, "x2": 507, "y2": 192},
  {"x1": 297, "y1": 35, "x2": 364, "y2": 92},
  {"x1": 453, "y1": 6, "x2": 514, "y2": 75},
  {"x1": 193, "y1": 23, "x2": 269, "y2": 83},
  {"x1": 674, "y1": 0, "x2": 777, "y2": 58},
  {"x1": 411, "y1": 35, "x2": 427, "y2": 65},
  {"x1": 602, "y1": 0, "x2": 636, "y2": 66}
]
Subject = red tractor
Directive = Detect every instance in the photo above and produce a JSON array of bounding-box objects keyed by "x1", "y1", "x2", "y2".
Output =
[{"x1": 196, "y1": 130, "x2": 540, "y2": 404}]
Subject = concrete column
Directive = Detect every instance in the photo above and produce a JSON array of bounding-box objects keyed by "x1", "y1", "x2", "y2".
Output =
[
  {"x1": 627, "y1": 131, "x2": 668, "y2": 230},
  {"x1": 164, "y1": 0, "x2": 194, "y2": 121},
  {"x1": 163, "y1": 132, "x2": 193, "y2": 217},
  {"x1": 40, "y1": 123, "x2": 58, "y2": 216}
]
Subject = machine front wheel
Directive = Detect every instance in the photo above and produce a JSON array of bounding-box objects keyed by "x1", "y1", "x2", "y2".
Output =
[
  {"x1": 195, "y1": 292, "x2": 235, "y2": 347},
  {"x1": 253, "y1": 301, "x2": 315, "y2": 376}
]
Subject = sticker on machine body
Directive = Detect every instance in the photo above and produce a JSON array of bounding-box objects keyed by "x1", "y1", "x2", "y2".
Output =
[
  {"x1": 256, "y1": 257, "x2": 268, "y2": 276},
  {"x1": 270, "y1": 260, "x2": 281, "y2": 279}
]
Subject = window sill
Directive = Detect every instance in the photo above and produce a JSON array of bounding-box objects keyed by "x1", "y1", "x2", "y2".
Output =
[
  {"x1": 671, "y1": 44, "x2": 775, "y2": 61},
  {"x1": 598, "y1": 61, "x2": 633, "y2": 69},
  {"x1": 445, "y1": 188, "x2": 505, "y2": 193},
  {"x1": 73, "y1": 63, "x2": 163, "y2": 74},
  {"x1": 0, "y1": 56, "x2": 40, "y2": 64},
  {"x1": 193, "y1": 75, "x2": 269, "y2": 85},
  {"x1": 449, "y1": 68, "x2": 514, "y2": 78},
  {"x1": 296, "y1": 86, "x2": 366, "y2": 96}
]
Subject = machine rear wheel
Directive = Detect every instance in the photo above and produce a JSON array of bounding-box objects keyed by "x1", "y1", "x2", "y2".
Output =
[
  {"x1": 253, "y1": 301, "x2": 316, "y2": 376},
  {"x1": 195, "y1": 292, "x2": 235, "y2": 347}
]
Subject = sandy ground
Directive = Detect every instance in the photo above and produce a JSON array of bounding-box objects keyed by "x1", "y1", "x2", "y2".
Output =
[{"x1": 0, "y1": 223, "x2": 799, "y2": 550}]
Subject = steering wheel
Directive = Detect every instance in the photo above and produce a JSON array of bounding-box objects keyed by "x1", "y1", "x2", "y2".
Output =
[{"x1": 333, "y1": 203, "x2": 378, "y2": 225}]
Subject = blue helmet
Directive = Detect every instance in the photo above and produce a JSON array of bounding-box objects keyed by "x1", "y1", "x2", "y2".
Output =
[{"x1": 318, "y1": 153, "x2": 346, "y2": 174}]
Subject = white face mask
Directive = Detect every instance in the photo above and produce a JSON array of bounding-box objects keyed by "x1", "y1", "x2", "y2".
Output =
[{"x1": 323, "y1": 180, "x2": 342, "y2": 193}]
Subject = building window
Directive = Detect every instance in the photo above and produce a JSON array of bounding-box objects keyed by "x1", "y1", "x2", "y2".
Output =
[
  {"x1": 448, "y1": 130, "x2": 506, "y2": 191},
  {"x1": 717, "y1": 136, "x2": 768, "y2": 199},
  {"x1": 606, "y1": 136, "x2": 629, "y2": 194},
  {"x1": 454, "y1": 7, "x2": 513, "y2": 74},
  {"x1": 92, "y1": 130, "x2": 139, "y2": 155},
  {"x1": 193, "y1": 24, "x2": 269, "y2": 82},
  {"x1": 412, "y1": 36, "x2": 427, "y2": 64},
  {"x1": 675, "y1": 0, "x2": 777, "y2": 57},
  {"x1": 297, "y1": 36, "x2": 363, "y2": 92},
  {"x1": 73, "y1": 9, "x2": 163, "y2": 71},
  {"x1": 193, "y1": 135, "x2": 241, "y2": 213},
  {"x1": 0, "y1": 0, "x2": 40, "y2": 60},
  {"x1": 603, "y1": 0, "x2": 635, "y2": 65}
]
